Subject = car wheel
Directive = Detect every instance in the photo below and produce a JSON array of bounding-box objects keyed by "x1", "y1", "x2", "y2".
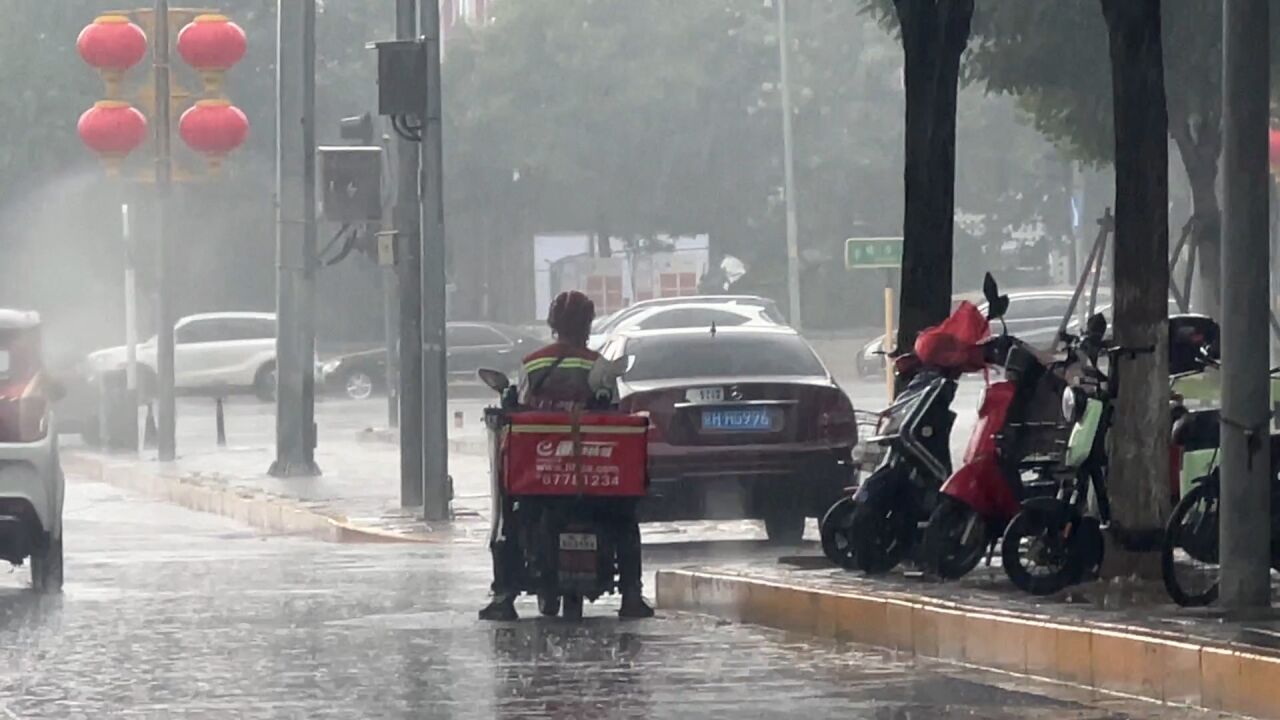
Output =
[
  {"x1": 254, "y1": 363, "x2": 276, "y2": 402},
  {"x1": 561, "y1": 594, "x2": 584, "y2": 620},
  {"x1": 136, "y1": 366, "x2": 157, "y2": 401},
  {"x1": 537, "y1": 592, "x2": 561, "y2": 617},
  {"x1": 31, "y1": 536, "x2": 63, "y2": 594},
  {"x1": 343, "y1": 370, "x2": 376, "y2": 401},
  {"x1": 764, "y1": 510, "x2": 805, "y2": 545}
]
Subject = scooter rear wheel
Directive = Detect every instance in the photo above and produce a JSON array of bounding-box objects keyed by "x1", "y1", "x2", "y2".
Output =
[
  {"x1": 850, "y1": 499, "x2": 913, "y2": 575},
  {"x1": 819, "y1": 496, "x2": 859, "y2": 570},
  {"x1": 1161, "y1": 481, "x2": 1220, "y2": 607},
  {"x1": 923, "y1": 496, "x2": 989, "y2": 580}
]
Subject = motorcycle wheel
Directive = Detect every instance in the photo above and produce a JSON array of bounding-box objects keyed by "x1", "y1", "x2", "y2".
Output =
[
  {"x1": 819, "y1": 496, "x2": 859, "y2": 570},
  {"x1": 537, "y1": 593, "x2": 561, "y2": 617},
  {"x1": 923, "y1": 496, "x2": 989, "y2": 580},
  {"x1": 1161, "y1": 481, "x2": 1220, "y2": 607},
  {"x1": 850, "y1": 498, "x2": 913, "y2": 575},
  {"x1": 562, "y1": 594, "x2": 584, "y2": 620},
  {"x1": 1001, "y1": 509, "x2": 1080, "y2": 596}
]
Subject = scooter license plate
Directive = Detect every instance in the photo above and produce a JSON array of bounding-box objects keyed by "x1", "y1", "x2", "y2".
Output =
[{"x1": 559, "y1": 532, "x2": 598, "y2": 551}]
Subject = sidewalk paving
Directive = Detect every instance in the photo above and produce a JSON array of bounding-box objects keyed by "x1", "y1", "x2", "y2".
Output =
[
  {"x1": 655, "y1": 557, "x2": 1280, "y2": 717},
  {"x1": 63, "y1": 417, "x2": 497, "y2": 544}
]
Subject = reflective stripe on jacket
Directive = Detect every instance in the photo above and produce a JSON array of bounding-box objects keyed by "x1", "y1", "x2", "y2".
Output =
[{"x1": 518, "y1": 342, "x2": 600, "y2": 410}]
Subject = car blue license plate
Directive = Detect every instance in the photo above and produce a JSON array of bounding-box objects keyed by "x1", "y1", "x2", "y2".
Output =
[{"x1": 701, "y1": 408, "x2": 775, "y2": 432}]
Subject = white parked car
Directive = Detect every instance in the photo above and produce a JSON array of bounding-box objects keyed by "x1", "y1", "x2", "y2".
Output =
[
  {"x1": 86, "y1": 312, "x2": 305, "y2": 401},
  {"x1": 588, "y1": 295, "x2": 785, "y2": 350},
  {"x1": 0, "y1": 310, "x2": 64, "y2": 592}
]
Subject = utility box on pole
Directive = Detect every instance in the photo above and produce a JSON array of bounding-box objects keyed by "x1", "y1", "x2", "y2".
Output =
[{"x1": 372, "y1": 40, "x2": 427, "y2": 117}]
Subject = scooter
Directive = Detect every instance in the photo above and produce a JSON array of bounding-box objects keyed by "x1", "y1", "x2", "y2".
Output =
[
  {"x1": 1161, "y1": 340, "x2": 1280, "y2": 607},
  {"x1": 821, "y1": 353, "x2": 954, "y2": 571},
  {"x1": 998, "y1": 314, "x2": 1201, "y2": 596},
  {"x1": 920, "y1": 324, "x2": 1077, "y2": 581},
  {"x1": 821, "y1": 280, "x2": 1002, "y2": 574},
  {"x1": 479, "y1": 366, "x2": 648, "y2": 619}
]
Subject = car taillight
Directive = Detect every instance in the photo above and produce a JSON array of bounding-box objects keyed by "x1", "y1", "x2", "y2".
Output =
[
  {"x1": 818, "y1": 390, "x2": 857, "y2": 442},
  {"x1": 0, "y1": 376, "x2": 47, "y2": 443},
  {"x1": 621, "y1": 392, "x2": 669, "y2": 445}
]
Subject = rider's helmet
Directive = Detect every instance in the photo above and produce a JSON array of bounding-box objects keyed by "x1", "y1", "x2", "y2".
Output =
[{"x1": 548, "y1": 290, "x2": 595, "y2": 345}]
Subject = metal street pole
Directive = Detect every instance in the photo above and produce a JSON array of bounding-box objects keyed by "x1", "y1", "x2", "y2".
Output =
[
  {"x1": 396, "y1": 0, "x2": 426, "y2": 508},
  {"x1": 776, "y1": 0, "x2": 802, "y2": 330},
  {"x1": 122, "y1": 203, "x2": 139, "y2": 452},
  {"x1": 153, "y1": 0, "x2": 177, "y2": 461},
  {"x1": 381, "y1": 129, "x2": 400, "y2": 430},
  {"x1": 421, "y1": 0, "x2": 450, "y2": 521},
  {"x1": 270, "y1": 0, "x2": 320, "y2": 477},
  {"x1": 1220, "y1": 0, "x2": 1272, "y2": 611}
]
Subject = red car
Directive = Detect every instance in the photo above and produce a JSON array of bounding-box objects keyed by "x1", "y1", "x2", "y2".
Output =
[{"x1": 601, "y1": 325, "x2": 857, "y2": 543}]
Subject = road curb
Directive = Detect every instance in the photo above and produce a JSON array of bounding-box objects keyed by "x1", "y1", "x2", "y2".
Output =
[
  {"x1": 63, "y1": 451, "x2": 438, "y2": 545},
  {"x1": 354, "y1": 428, "x2": 488, "y2": 456},
  {"x1": 655, "y1": 569, "x2": 1280, "y2": 718}
]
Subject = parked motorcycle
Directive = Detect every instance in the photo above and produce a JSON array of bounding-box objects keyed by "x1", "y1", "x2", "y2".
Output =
[
  {"x1": 821, "y1": 276, "x2": 1005, "y2": 574},
  {"x1": 479, "y1": 367, "x2": 648, "y2": 619}
]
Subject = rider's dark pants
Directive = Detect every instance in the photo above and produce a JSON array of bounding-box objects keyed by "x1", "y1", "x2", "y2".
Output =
[
  {"x1": 602, "y1": 499, "x2": 643, "y2": 592},
  {"x1": 489, "y1": 497, "x2": 524, "y2": 597}
]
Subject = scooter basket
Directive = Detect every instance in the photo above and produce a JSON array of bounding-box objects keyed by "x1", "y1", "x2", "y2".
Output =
[{"x1": 502, "y1": 410, "x2": 649, "y2": 498}]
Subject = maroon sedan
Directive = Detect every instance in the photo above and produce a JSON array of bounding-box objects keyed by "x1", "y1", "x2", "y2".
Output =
[{"x1": 601, "y1": 325, "x2": 857, "y2": 543}]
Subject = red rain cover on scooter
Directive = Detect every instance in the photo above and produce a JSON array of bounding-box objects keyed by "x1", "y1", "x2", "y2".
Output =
[
  {"x1": 503, "y1": 411, "x2": 649, "y2": 497},
  {"x1": 913, "y1": 301, "x2": 990, "y2": 372}
]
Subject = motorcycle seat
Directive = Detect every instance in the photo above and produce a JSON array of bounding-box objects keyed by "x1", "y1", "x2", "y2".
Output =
[{"x1": 1172, "y1": 409, "x2": 1220, "y2": 450}]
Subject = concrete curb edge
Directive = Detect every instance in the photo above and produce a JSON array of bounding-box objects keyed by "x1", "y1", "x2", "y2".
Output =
[
  {"x1": 63, "y1": 451, "x2": 437, "y2": 545},
  {"x1": 655, "y1": 569, "x2": 1280, "y2": 718}
]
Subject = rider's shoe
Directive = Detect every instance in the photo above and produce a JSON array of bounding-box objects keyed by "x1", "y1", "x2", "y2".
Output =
[
  {"x1": 479, "y1": 594, "x2": 518, "y2": 621},
  {"x1": 618, "y1": 592, "x2": 655, "y2": 619}
]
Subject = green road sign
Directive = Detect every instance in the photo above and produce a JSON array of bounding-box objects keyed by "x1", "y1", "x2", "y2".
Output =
[{"x1": 845, "y1": 237, "x2": 903, "y2": 269}]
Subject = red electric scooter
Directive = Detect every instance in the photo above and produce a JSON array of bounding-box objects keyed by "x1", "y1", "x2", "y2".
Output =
[{"x1": 920, "y1": 280, "x2": 1081, "y2": 580}]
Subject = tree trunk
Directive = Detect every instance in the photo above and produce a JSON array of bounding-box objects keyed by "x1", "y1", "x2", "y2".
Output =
[
  {"x1": 892, "y1": 0, "x2": 974, "y2": 357},
  {"x1": 1099, "y1": 0, "x2": 1171, "y2": 576},
  {"x1": 1171, "y1": 117, "x2": 1223, "y2": 318}
]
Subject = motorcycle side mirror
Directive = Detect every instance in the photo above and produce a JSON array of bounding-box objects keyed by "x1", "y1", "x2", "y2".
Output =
[
  {"x1": 982, "y1": 272, "x2": 1010, "y2": 321},
  {"x1": 476, "y1": 368, "x2": 510, "y2": 393}
]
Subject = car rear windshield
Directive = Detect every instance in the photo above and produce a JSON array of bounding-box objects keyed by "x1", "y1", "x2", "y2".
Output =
[{"x1": 625, "y1": 333, "x2": 825, "y2": 381}]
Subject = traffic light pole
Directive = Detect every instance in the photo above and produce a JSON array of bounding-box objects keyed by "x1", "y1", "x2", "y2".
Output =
[
  {"x1": 270, "y1": 0, "x2": 320, "y2": 477},
  {"x1": 1219, "y1": 0, "x2": 1272, "y2": 612},
  {"x1": 153, "y1": 0, "x2": 177, "y2": 462},
  {"x1": 421, "y1": 0, "x2": 450, "y2": 521},
  {"x1": 395, "y1": 0, "x2": 426, "y2": 508}
]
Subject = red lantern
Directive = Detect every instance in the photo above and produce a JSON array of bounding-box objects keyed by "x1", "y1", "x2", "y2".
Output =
[
  {"x1": 1270, "y1": 128, "x2": 1280, "y2": 172},
  {"x1": 179, "y1": 99, "x2": 249, "y2": 168},
  {"x1": 76, "y1": 15, "x2": 148, "y2": 98},
  {"x1": 78, "y1": 100, "x2": 148, "y2": 174},
  {"x1": 177, "y1": 14, "x2": 247, "y2": 96}
]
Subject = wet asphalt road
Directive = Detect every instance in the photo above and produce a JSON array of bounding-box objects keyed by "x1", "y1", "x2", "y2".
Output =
[{"x1": 0, "y1": 478, "x2": 1231, "y2": 719}]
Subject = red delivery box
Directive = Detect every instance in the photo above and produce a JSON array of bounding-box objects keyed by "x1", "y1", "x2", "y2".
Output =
[{"x1": 503, "y1": 411, "x2": 649, "y2": 497}]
